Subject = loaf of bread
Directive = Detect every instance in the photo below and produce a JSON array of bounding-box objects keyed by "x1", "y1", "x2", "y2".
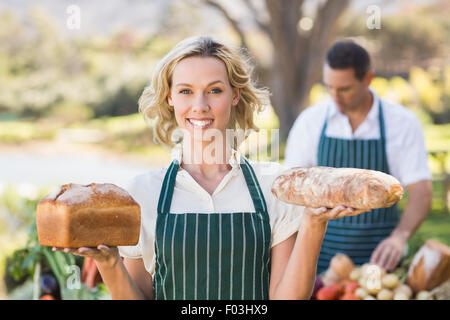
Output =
[
  {"x1": 36, "y1": 183, "x2": 141, "y2": 248},
  {"x1": 271, "y1": 166, "x2": 403, "y2": 209},
  {"x1": 407, "y1": 240, "x2": 450, "y2": 293}
]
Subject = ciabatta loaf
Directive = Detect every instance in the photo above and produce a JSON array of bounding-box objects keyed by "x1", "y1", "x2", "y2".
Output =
[
  {"x1": 271, "y1": 166, "x2": 403, "y2": 209},
  {"x1": 37, "y1": 183, "x2": 141, "y2": 248}
]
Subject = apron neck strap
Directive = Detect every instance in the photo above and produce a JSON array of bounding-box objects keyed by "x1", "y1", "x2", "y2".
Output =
[
  {"x1": 321, "y1": 99, "x2": 386, "y2": 141},
  {"x1": 378, "y1": 100, "x2": 387, "y2": 141},
  {"x1": 157, "y1": 160, "x2": 180, "y2": 214},
  {"x1": 320, "y1": 106, "x2": 330, "y2": 137},
  {"x1": 240, "y1": 157, "x2": 268, "y2": 213}
]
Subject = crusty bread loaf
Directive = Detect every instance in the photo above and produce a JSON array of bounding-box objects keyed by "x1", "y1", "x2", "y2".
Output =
[
  {"x1": 407, "y1": 240, "x2": 450, "y2": 293},
  {"x1": 271, "y1": 166, "x2": 403, "y2": 209},
  {"x1": 36, "y1": 183, "x2": 141, "y2": 248}
]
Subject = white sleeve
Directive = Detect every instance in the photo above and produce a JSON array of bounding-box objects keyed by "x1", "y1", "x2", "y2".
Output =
[
  {"x1": 261, "y1": 163, "x2": 304, "y2": 247},
  {"x1": 269, "y1": 196, "x2": 305, "y2": 247},
  {"x1": 283, "y1": 110, "x2": 318, "y2": 168},
  {"x1": 118, "y1": 231, "x2": 143, "y2": 259},
  {"x1": 387, "y1": 115, "x2": 432, "y2": 187},
  {"x1": 118, "y1": 176, "x2": 144, "y2": 259}
]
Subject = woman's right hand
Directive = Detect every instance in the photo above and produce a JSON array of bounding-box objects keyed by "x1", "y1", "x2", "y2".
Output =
[{"x1": 53, "y1": 245, "x2": 120, "y2": 268}]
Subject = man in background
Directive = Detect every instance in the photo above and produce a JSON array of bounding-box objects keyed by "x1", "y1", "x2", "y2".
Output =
[{"x1": 284, "y1": 40, "x2": 432, "y2": 274}]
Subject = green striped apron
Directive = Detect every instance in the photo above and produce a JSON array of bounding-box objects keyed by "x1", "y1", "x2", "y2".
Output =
[
  {"x1": 316, "y1": 101, "x2": 399, "y2": 274},
  {"x1": 153, "y1": 157, "x2": 272, "y2": 300}
]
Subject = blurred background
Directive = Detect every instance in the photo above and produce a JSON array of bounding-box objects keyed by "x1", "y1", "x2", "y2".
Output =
[{"x1": 0, "y1": 0, "x2": 449, "y2": 299}]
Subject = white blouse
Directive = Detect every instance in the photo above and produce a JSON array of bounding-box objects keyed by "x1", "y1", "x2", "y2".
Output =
[
  {"x1": 118, "y1": 149, "x2": 304, "y2": 275},
  {"x1": 284, "y1": 89, "x2": 432, "y2": 187}
]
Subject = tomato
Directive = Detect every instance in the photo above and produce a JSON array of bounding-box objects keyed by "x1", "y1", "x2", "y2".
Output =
[
  {"x1": 329, "y1": 282, "x2": 344, "y2": 295},
  {"x1": 316, "y1": 286, "x2": 340, "y2": 300},
  {"x1": 344, "y1": 281, "x2": 359, "y2": 294}
]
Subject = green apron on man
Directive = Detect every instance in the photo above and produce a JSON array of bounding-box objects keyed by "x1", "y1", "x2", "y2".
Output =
[{"x1": 316, "y1": 101, "x2": 400, "y2": 274}]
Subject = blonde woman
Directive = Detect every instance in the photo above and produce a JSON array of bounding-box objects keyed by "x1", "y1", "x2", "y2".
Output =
[{"x1": 55, "y1": 36, "x2": 367, "y2": 300}]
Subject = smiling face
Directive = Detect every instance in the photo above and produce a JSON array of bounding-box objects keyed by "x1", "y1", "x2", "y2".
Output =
[
  {"x1": 168, "y1": 56, "x2": 240, "y2": 145},
  {"x1": 323, "y1": 63, "x2": 373, "y2": 114}
]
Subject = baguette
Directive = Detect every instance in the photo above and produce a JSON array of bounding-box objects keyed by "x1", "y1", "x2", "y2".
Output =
[
  {"x1": 36, "y1": 183, "x2": 141, "y2": 248},
  {"x1": 271, "y1": 166, "x2": 403, "y2": 209}
]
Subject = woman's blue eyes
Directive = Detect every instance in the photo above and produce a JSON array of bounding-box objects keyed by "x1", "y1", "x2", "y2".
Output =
[{"x1": 178, "y1": 88, "x2": 222, "y2": 94}]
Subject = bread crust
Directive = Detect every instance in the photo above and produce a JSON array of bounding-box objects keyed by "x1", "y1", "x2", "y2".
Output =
[
  {"x1": 271, "y1": 166, "x2": 403, "y2": 209},
  {"x1": 407, "y1": 240, "x2": 450, "y2": 293},
  {"x1": 36, "y1": 183, "x2": 141, "y2": 248}
]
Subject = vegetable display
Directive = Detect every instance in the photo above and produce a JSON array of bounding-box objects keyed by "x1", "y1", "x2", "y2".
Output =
[{"x1": 312, "y1": 252, "x2": 447, "y2": 300}]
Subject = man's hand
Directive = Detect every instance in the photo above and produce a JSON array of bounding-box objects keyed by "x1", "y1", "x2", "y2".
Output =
[
  {"x1": 370, "y1": 234, "x2": 407, "y2": 271},
  {"x1": 370, "y1": 180, "x2": 432, "y2": 272}
]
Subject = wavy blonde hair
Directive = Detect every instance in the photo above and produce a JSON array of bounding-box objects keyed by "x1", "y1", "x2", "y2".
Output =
[{"x1": 138, "y1": 35, "x2": 271, "y2": 149}]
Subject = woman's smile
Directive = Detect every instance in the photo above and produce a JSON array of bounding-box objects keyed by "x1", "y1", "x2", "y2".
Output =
[{"x1": 186, "y1": 118, "x2": 214, "y2": 129}]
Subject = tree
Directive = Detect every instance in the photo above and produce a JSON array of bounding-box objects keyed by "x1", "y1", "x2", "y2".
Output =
[{"x1": 201, "y1": 0, "x2": 350, "y2": 140}]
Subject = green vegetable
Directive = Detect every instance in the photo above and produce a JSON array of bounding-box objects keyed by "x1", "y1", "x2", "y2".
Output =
[{"x1": 5, "y1": 206, "x2": 110, "y2": 299}]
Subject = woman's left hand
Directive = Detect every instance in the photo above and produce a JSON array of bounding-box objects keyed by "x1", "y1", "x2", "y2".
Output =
[{"x1": 304, "y1": 205, "x2": 369, "y2": 224}]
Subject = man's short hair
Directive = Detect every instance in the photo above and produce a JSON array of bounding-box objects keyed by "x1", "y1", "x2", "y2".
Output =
[{"x1": 325, "y1": 40, "x2": 371, "y2": 81}]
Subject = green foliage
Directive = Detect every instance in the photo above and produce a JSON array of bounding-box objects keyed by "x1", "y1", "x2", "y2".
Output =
[
  {"x1": 338, "y1": 2, "x2": 450, "y2": 125},
  {"x1": 0, "y1": 184, "x2": 42, "y2": 233},
  {"x1": 410, "y1": 67, "x2": 443, "y2": 112},
  {"x1": 397, "y1": 180, "x2": 450, "y2": 254},
  {"x1": 45, "y1": 101, "x2": 94, "y2": 123},
  {"x1": 341, "y1": 4, "x2": 450, "y2": 63},
  {"x1": 423, "y1": 123, "x2": 450, "y2": 153},
  {"x1": 0, "y1": 120, "x2": 56, "y2": 144},
  {"x1": 92, "y1": 82, "x2": 143, "y2": 118},
  {"x1": 376, "y1": 15, "x2": 446, "y2": 60},
  {"x1": 6, "y1": 249, "x2": 33, "y2": 283},
  {"x1": 374, "y1": 67, "x2": 450, "y2": 124},
  {"x1": 0, "y1": 113, "x2": 162, "y2": 157},
  {"x1": 0, "y1": 8, "x2": 157, "y2": 119}
]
